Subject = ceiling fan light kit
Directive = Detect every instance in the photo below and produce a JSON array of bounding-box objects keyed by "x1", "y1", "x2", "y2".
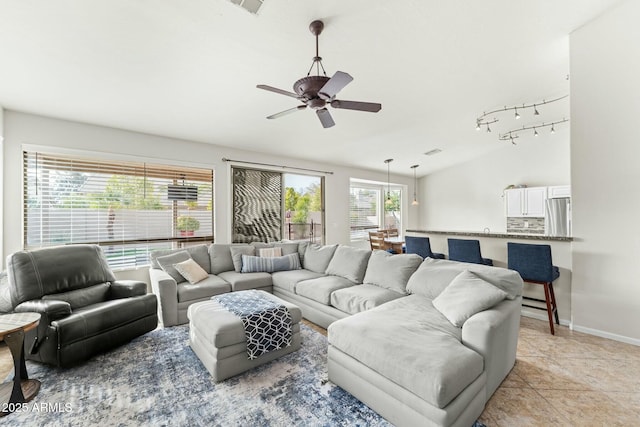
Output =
[{"x1": 257, "y1": 20, "x2": 382, "y2": 128}]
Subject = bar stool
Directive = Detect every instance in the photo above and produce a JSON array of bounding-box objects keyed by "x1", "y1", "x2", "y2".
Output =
[
  {"x1": 507, "y1": 242, "x2": 560, "y2": 335},
  {"x1": 405, "y1": 236, "x2": 445, "y2": 259},
  {"x1": 447, "y1": 238, "x2": 493, "y2": 265}
]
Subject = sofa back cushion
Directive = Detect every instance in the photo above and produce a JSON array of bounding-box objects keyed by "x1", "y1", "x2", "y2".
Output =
[
  {"x1": 209, "y1": 244, "x2": 249, "y2": 274},
  {"x1": 325, "y1": 245, "x2": 371, "y2": 284},
  {"x1": 7, "y1": 245, "x2": 117, "y2": 306},
  {"x1": 149, "y1": 244, "x2": 211, "y2": 273},
  {"x1": 406, "y1": 258, "x2": 523, "y2": 300},
  {"x1": 42, "y1": 282, "x2": 111, "y2": 310},
  {"x1": 156, "y1": 251, "x2": 192, "y2": 283},
  {"x1": 230, "y1": 246, "x2": 256, "y2": 272},
  {"x1": 363, "y1": 251, "x2": 423, "y2": 295},
  {"x1": 303, "y1": 244, "x2": 338, "y2": 274}
]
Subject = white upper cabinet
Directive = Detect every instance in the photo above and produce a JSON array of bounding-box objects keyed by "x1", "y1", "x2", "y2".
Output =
[
  {"x1": 504, "y1": 187, "x2": 548, "y2": 217},
  {"x1": 548, "y1": 185, "x2": 571, "y2": 198}
]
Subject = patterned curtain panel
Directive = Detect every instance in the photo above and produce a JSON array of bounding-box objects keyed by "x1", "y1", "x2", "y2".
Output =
[{"x1": 232, "y1": 168, "x2": 282, "y2": 243}]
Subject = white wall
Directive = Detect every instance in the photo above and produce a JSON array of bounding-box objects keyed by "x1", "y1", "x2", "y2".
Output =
[
  {"x1": 2, "y1": 111, "x2": 414, "y2": 274},
  {"x1": 570, "y1": 0, "x2": 640, "y2": 343},
  {"x1": 0, "y1": 105, "x2": 4, "y2": 262},
  {"x1": 419, "y1": 133, "x2": 570, "y2": 233}
]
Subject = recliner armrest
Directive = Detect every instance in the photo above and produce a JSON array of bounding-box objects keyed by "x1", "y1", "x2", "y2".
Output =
[
  {"x1": 109, "y1": 280, "x2": 147, "y2": 299},
  {"x1": 15, "y1": 299, "x2": 72, "y2": 322}
]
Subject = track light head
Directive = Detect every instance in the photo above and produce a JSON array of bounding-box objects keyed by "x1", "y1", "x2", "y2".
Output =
[
  {"x1": 550, "y1": 125, "x2": 556, "y2": 134},
  {"x1": 534, "y1": 106, "x2": 540, "y2": 116},
  {"x1": 515, "y1": 109, "x2": 520, "y2": 119},
  {"x1": 534, "y1": 128, "x2": 539, "y2": 136}
]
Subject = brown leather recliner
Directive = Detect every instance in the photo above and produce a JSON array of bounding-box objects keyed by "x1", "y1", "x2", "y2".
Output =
[{"x1": 6, "y1": 244, "x2": 157, "y2": 367}]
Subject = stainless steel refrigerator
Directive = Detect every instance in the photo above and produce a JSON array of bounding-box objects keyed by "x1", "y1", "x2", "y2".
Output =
[{"x1": 545, "y1": 197, "x2": 571, "y2": 237}]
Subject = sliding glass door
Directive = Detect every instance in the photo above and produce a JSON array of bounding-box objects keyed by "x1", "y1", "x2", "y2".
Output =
[{"x1": 232, "y1": 167, "x2": 324, "y2": 244}]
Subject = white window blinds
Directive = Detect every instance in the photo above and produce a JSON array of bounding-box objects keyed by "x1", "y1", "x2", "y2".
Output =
[
  {"x1": 23, "y1": 151, "x2": 214, "y2": 269},
  {"x1": 349, "y1": 186, "x2": 381, "y2": 240}
]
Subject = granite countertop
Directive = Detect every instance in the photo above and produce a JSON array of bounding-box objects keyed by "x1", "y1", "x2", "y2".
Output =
[{"x1": 406, "y1": 229, "x2": 573, "y2": 242}]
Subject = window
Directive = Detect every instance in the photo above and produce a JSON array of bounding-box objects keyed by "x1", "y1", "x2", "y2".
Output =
[
  {"x1": 23, "y1": 151, "x2": 214, "y2": 269},
  {"x1": 350, "y1": 180, "x2": 402, "y2": 241},
  {"x1": 232, "y1": 167, "x2": 324, "y2": 244}
]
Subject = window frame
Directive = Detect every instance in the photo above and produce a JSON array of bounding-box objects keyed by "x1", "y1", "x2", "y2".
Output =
[{"x1": 349, "y1": 179, "x2": 403, "y2": 242}]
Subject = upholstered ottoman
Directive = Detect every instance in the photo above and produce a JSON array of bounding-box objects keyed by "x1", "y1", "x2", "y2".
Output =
[{"x1": 187, "y1": 290, "x2": 302, "y2": 381}]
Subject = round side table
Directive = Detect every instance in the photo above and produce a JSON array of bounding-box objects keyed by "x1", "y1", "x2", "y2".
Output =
[{"x1": 0, "y1": 312, "x2": 41, "y2": 417}]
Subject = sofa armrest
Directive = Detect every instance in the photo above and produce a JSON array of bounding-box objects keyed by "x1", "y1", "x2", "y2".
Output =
[
  {"x1": 15, "y1": 299, "x2": 72, "y2": 322},
  {"x1": 461, "y1": 296, "x2": 522, "y2": 398},
  {"x1": 149, "y1": 268, "x2": 179, "y2": 326},
  {"x1": 109, "y1": 280, "x2": 147, "y2": 299}
]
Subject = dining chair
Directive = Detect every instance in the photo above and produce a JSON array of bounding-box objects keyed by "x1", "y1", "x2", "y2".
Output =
[
  {"x1": 368, "y1": 231, "x2": 388, "y2": 251},
  {"x1": 507, "y1": 242, "x2": 560, "y2": 335},
  {"x1": 404, "y1": 236, "x2": 445, "y2": 259},
  {"x1": 447, "y1": 238, "x2": 493, "y2": 265}
]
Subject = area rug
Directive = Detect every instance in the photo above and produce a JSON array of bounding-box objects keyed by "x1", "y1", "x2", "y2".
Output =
[{"x1": 5, "y1": 324, "x2": 486, "y2": 426}]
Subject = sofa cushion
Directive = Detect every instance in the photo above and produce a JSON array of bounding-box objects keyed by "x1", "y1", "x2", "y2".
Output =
[
  {"x1": 330, "y1": 284, "x2": 404, "y2": 315},
  {"x1": 0, "y1": 271, "x2": 14, "y2": 313},
  {"x1": 362, "y1": 251, "x2": 423, "y2": 295},
  {"x1": 303, "y1": 244, "x2": 338, "y2": 274},
  {"x1": 156, "y1": 251, "x2": 191, "y2": 283},
  {"x1": 258, "y1": 247, "x2": 282, "y2": 257},
  {"x1": 173, "y1": 258, "x2": 209, "y2": 285},
  {"x1": 433, "y1": 270, "x2": 509, "y2": 327},
  {"x1": 210, "y1": 244, "x2": 249, "y2": 275},
  {"x1": 274, "y1": 242, "x2": 301, "y2": 256},
  {"x1": 230, "y1": 246, "x2": 256, "y2": 272},
  {"x1": 296, "y1": 276, "x2": 356, "y2": 305},
  {"x1": 217, "y1": 271, "x2": 272, "y2": 292},
  {"x1": 271, "y1": 269, "x2": 325, "y2": 294},
  {"x1": 176, "y1": 275, "x2": 231, "y2": 302},
  {"x1": 42, "y1": 283, "x2": 111, "y2": 310},
  {"x1": 407, "y1": 258, "x2": 523, "y2": 300},
  {"x1": 328, "y1": 294, "x2": 483, "y2": 409},
  {"x1": 325, "y1": 245, "x2": 371, "y2": 284},
  {"x1": 150, "y1": 244, "x2": 211, "y2": 273},
  {"x1": 241, "y1": 253, "x2": 301, "y2": 273}
]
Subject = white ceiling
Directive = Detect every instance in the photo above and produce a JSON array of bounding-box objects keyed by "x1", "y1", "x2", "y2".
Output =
[{"x1": 0, "y1": 0, "x2": 621, "y2": 176}]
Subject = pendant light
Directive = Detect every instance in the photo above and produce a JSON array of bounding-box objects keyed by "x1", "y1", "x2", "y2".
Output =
[
  {"x1": 384, "y1": 159, "x2": 394, "y2": 207},
  {"x1": 411, "y1": 164, "x2": 419, "y2": 206}
]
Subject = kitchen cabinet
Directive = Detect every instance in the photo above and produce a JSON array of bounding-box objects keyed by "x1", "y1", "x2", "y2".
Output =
[
  {"x1": 548, "y1": 185, "x2": 571, "y2": 198},
  {"x1": 505, "y1": 187, "x2": 547, "y2": 217}
]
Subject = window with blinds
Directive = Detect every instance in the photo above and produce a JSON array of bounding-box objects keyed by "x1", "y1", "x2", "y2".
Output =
[
  {"x1": 349, "y1": 186, "x2": 381, "y2": 240},
  {"x1": 23, "y1": 151, "x2": 214, "y2": 269}
]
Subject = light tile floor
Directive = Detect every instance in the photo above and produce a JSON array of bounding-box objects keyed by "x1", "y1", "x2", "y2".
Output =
[{"x1": 1, "y1": 317, "x2": 638, "y2": 425}]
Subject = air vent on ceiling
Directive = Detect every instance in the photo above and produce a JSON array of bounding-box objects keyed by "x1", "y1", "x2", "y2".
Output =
[
  {"x1": 423, "y1": 148, "x2": 442, "y2": 156},
  {"x1": 228, "y1": 0, "x2": 264, "y2": 14}
]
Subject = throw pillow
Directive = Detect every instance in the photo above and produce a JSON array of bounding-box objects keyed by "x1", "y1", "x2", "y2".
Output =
[
  {"x1": 432, "y1": 270, "x2": 509, "y2": 327},
  {"x1": 173, "y1": 258, "x2": 209, "y2": 285},
  {"x1": 241, "y1": 253, "x2": 301, "y2": 273},
  {"x1": 230, "y1": 246, "x2": 256, "y2": 272},
  {"x1": 303, "y1": 244, "x2": 338, "y2": 274},
  {"x1": 325, "y1": 245, "x2": 372, "y2": 283},
  {"x1": 156, "y1": 251, "x2": 191, "y2": 283},
  {"x1": 259, "y1": 247, "x2": 282, "y2": 257},
  {"x1": 362, "y1": 251, "x2": 423, "y2": 295}
]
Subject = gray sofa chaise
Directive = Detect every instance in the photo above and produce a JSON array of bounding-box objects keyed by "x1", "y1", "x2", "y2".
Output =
[{"x1": 148, "y1": 241, "x2": 523, "y2": 427}]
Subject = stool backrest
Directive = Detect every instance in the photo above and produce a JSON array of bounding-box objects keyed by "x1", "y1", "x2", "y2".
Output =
[
  {"x1": 369, "y1": 231, "x2": 387, "y2": 251},
  {"x1": 405, "y1": 236, "x2": 435, "y2": 259},
  {"x1": 507, "y1": 242, "x2": 554, "y2": 283},
  {"x1": 447, "y1": 238, "x2": 484, "y2": 264}
]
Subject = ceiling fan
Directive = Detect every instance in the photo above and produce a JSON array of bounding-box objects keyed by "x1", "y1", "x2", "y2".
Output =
[{"x1": 257, "y1": 20, "x2": 382, "y2": 129}]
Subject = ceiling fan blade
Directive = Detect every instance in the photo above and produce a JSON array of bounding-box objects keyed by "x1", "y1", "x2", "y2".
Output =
[
  {"x1": 318, "y1": 71, "x2": 353, "y2": 100},
  {"x1": 330, "y1": 99, "x2": 382, "y2": 113},
  {"x1": 257, "y1": 84, "x2": 301, "y2": 99},
  {"x1": 316, "y1": 108, "x2": 335, "y2": 128},
  {"x1": 267, "y1": 105, "x2": 307, "y2": 119}
]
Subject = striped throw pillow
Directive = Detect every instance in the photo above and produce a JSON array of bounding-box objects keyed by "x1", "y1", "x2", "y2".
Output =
[{"x1": 241, "y1": 253, "x2": 301, "y2": 273}]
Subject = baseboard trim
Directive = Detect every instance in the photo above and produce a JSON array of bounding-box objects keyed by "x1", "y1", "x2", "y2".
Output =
[{"x1": 570, "y1": 324, "x2": 640, "y2": 347}]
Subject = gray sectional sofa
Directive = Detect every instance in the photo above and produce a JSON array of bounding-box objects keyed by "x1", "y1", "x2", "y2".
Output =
[{"x1": 148, "y1": 241, "x2": 523, "y2": 427}]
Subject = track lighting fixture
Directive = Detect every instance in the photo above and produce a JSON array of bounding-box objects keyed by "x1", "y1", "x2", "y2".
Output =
[
  {"x1": 486, "y1": 124, "x2": 491, "y2": 133},
  {"x1": 498, "y1": 118, "x2": 568, "y2": 144},
  {"x1": 475, "y1": 94, "x2": 568, "y2": 132}
]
